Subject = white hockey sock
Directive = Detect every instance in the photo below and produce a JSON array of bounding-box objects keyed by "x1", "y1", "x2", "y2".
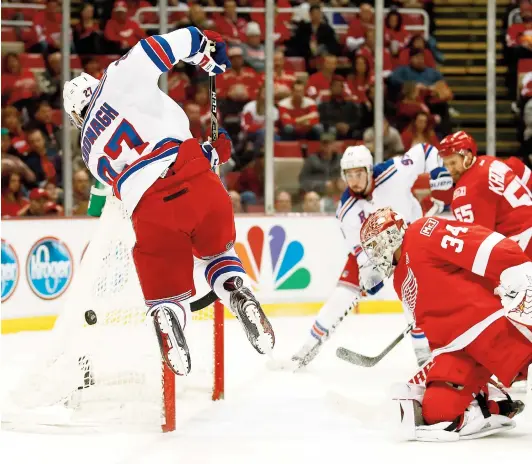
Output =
[
  {"x1": 311, "y1": 284, "x2": 360, "y2": 340},
  {"x1": 197, "y1": 249, "x2": 252, "y2": 309},
  {"x1": 410, "y1": 326, "x2": 431, "y2": 365}
]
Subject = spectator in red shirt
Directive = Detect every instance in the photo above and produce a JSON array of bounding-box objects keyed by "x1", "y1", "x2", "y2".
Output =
[
  {"x1": 2, "y1": 106, "x2": 29, "y2": 156},
  {"x1": 83, "y1": 56, "x2": 104, "y2": 80},
  {"x1": 236, "y1": 152, "x2": 265, "y2": 203},
  {"x1": 104, "y1": 2, "x2": 147, "y2": 54},
  {"x1": 74, "y1": 3, "x2": 102, "y2": 55},
  {"x1": 278, "y1": 81, "x2": 323, "y2": 140},
  {"x1": 253, "y1": 8, "x2": 292, "y2": 46},
  {"x1": 192, "y1": 84, "x2": 221, "y2": 130},
  {"x1": 168, "y1": 68, "x2": 191, "y2": 104},
  {"x1": 401, "y1": 112, "x2": 440, "y2": 151},
  {"x1": 214, "y1": 0, "x2": 248, "y2": 46},
  {"x1": 306, "y1": 55, "x2": 341, "y2": 102},
  {"x1": 218, "y1": 47, "x2": 260, "y2": 102},
  {"x1": 505, "y1": 3, "x2": 532, "y2": 98},
  {"x1": 347, "y1": 55, "x2": 372, "y2": 104},
  {"x1": 396, "y1": 81, "x2": 440, "y2": 132},
  {"x1": 1, "y1": 172, "x2": 30, "y2": 218},
  {"x1": 122, "y1": 0, "x2": 158, "y2": 26},
  {"x1": 241, "y1": 84, "x2": 280, "y2": 150},
  {"x1": 273, "y1": 50, "x2": 296, "y2": 101},
  {"x1": 1, "y1": 129, "x2": 37, "y2": 188},
  {"x1": 184, "y1": 103, "x2": 207, "y2": 142},
  {"x1": 21, "y1": 188, "x2": 50, "y2": 217},
  {"x1": 385, "y1": 9, "x2": 411, "y2": 61},
  {"x1": 25, "y1": 0, "x2": 64, "y2": 53},
  {"x1": 1, "y1": 53, "x2": 39, "y2": 112},
  {"x1": 345, "y1": 2, "x2": 374, "y2": 53},
  {"x1": 356, "y1": 29, "x2": 393, "y2": 78},
  {"x1": 397, "y1": 35, "x2": 436, "y2": 69}
]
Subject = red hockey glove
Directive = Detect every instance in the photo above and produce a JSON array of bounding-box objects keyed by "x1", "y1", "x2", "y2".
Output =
[{"x1": 212, "y1": 133, "x2": 232, "y2": 164}]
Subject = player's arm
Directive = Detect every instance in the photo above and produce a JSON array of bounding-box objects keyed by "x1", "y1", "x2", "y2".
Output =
[{"x1": 112, "y1": 27, "x2": 230, "y2": 84}]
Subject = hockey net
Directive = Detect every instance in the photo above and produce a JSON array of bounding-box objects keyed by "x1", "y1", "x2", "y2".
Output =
[{"x1": 4, "y1": 198, "x2": 224, "y2": 432}]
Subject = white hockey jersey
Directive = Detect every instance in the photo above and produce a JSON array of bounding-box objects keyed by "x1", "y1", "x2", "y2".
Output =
[
  {"x1": 336, "y1": 143, "x2": 442, "y2": 265},
  {"x1": 80, "y1": 27, "x2": 206, "y2": 215}
]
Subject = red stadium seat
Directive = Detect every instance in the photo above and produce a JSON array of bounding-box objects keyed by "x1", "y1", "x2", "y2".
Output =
[
  {"x1": 403, "y1": 14, "x2": 424, "y2": 27},
  {"x1": 1, "y1": 27, "x2": 17, "y2": 42},
  {"x1": 274, "y1": 141, "x2": 302, "y2": 158},
  {"x1": 305, "y1": 141, "x2": 321, "y2": 155},
  {"x1": 51, "y1": 110, "x2": 63, "y2": 126},
  {"x1": 284, "y1": 57, "x2": 306, "y2": 73},
  {"x1": 20, "y1": 53, "x2": 45, "y2": 69}
]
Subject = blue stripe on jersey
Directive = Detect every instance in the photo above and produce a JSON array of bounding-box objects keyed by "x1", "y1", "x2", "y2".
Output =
[
  {"x1": 186, "y1": 27, "x2": 203, "y2": 56},
  {"x1": 154, "y1": 137, "x2": 182, "y2": 151},
  {"x1": 81, "y1": 72, "x2": 108, "y2": 135},
  {"x1": 339, "y1": 187, "x2": 352, "y2": 207},
  {"x1": 115, "y1": 145, "x2": 179, "y2": 195},
  {"x1": 152, "y1": 35, "x2": 176, "y2": 65},
  {"x1": 372, "y1": 159, "x2": 395, "y2": 181},
  {"x1": 140, "y1": 39, "x2": 168, "y2": 73}
]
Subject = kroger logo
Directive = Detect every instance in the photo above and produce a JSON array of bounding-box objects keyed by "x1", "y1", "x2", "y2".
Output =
[
  {"x1": 235, "y1": 225, "x2": 310, "y2": 291},
  {"x1": 1, "y1": 240, "x2": 19, "y2": 302},
  {"x1": 27, "y1": 237, "x2": 73, "y2": 300}
]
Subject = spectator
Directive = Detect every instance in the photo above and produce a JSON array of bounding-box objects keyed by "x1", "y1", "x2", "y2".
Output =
[
  {"x1": 286, "y1": 5, "x2": 341, "y2": 65},
  {"x1": 506, "y1": 3, "x2": 532, "y2": 98},
  {"x1": 74, "y1": 4, "x2": 102, "y2": 55},
  {"x1": 184, "y1": 103, "x2": 207, "y2": 141},
  {"x1": 44, "y1": 180, "x2": 63, "y2": 206},
  {"x1": 29, "y1": 100, "x2": 61, "y2": 155},
  {"x1": 83, "y1": 57, "x2": 104, "y2": 80},
  {"x1": 345, "y1": 2, "x2": 374, "y2": 53},
  {"x1": 396, "y1": 81, "x2": 440, "y2": 132},
  {"x1": 241, "y1": 22, "x2": 266, "y2": 72},
  {"x1": 1, "y1": 172, "x2": 30, "y2": 217},
  {"x1": 273, "y1": 50, "x2": 297, "y2": 101},
  {"x1": 25, "y1": 0, "x2": 63, "y2": 54},
  {"x1": 37, "y1": 52, "x2": 63, "y2": 109},
  {"x1": 22, "y1": 128, "x2": 60, "y2": 186},
  {"x1": 347, "y1": 55, "x2": 372, "y2": 104},
  {"x1": 176, "y1": 3, "x2": 214, "y2": 30},
  {"x1": 241, "y1": 84, "x2": 280, "y2": 151},
  {"x1": 397, "y1": 35, "x2": 437, "y2": 69},
  {"x1": 123, "y1": 0, "x2": 158, "y2": 26},
  {"x1": 228, "y1": 190, "x2": 243, "y2": 213},
  {"x1": 1, "y1": 53, "x2": 39, "y2": 112},
  {"x1": 236, "y1": 153, "x2": 264, "y2": 205},
  {"x1": 302, "y1": 191, "x2": 322, "y2": 213},
  {"x1": 401, "y1": 112, "x2": 440, "y2": 151},
  {"x1": 73, "y1": 169, "x2": 91, "y2": 215},
  {"x1": 299, "y1": 133, "x2": 341, "y2": 194},
  {"x1": 43, "y1": 200, "x2": 63, "y2": 216},
  {"x1": 275, "y1": 190, "x2": 293, "y2": 213},
  {"x1": 168, "y1": 68, "x2": 191, "y2": 104},
  {"x1": 214, "y1": 0, "x2": 247, "y2": 45},
  {"x1": 104, "y1": 2, "x2": 147, "y2": 54},
  {"x1": 357, "y1": 29, "x2": 393, "y2": 78},
  {"x1": 1, "y1": 128, "x2": 37, "y2": 187},
  {"x1": 278, "y1": 81, "x2": 323, "y2": 140},
  {"x1": 390, "y1": 49, "x2": 453, "y2": 135},
  {"x1": 363, "y1": 119, "x2": 404, "y2": 159},
  {"x1": 22, "y1": 188, "x2": 50, "y2": 217},
  {"x1": 384, "y1": 9, "x2": 411, "y2": 60},
  {"x1": 318, "y1": 76, "x2": 362, "y2": 139},
  {"x1": 218, "y1": 47, "x2": 260, "y2": 102},
  {"x1": 2, "y1": 106, "x2": 29, "y2": 156},
  {"x1": 192, "y1": 84, "x2": 220, "y2": 130},
  {"x1": 306, "y1": 55, "x2": 341, "y2": 102},
  {"x1": 254, "y1": 8, "x2": 292, "y2": 46}
]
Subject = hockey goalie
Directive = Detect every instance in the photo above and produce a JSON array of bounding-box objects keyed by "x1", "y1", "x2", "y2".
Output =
[{"x1": 359, "y1": 207, "x2": 532, "y2": 441}]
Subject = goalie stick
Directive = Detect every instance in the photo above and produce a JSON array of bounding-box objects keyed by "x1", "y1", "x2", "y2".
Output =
[{"x1": 336, "y1": 322, "x2": 414, "y2": 367}]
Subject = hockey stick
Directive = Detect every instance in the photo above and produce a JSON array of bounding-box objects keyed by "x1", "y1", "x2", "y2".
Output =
[
  {"x1": 336, "y1": 322, "x2": 414, "y2": 367},
  {"x1": 190, "y1": 290, "x2": 218, "y2": 312}
]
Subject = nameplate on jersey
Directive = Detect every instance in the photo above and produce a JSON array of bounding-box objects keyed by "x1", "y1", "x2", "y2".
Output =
[
  {"x1": 420, "y1": 218, "x2": 439, "y2": 237},
  {"x1": 453, "y1": 186, "x2": 466, "y2": 200},
  {"x1": 81, "y1": 103, "x2": 120, "y2": 162}
]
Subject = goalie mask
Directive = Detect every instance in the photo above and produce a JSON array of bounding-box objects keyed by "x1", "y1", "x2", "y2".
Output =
[
  {"x1": 63, "y1": 73, "x2": 100, "y2": 129},
  {"x1": 360, "y1": 207, "x2": 407, "y2": 278}
]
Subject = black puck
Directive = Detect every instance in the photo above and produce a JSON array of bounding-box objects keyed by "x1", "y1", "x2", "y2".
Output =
[{"x1": 85, "y1": 310, "x2": 97, "y2": 325}]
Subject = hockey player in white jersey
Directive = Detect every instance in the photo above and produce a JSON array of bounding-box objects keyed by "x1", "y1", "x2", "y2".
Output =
[
  {"x1": 63, "y1": 27, "x2": 275, "y2": 377},
  {"x1": 292, "y1": 143, "x2": 452, "y2": 368}
]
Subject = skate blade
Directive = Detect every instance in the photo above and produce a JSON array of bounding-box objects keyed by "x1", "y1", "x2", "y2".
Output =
[
  {"x1": 241, "y1": 303, "x2": 275, "y2": 355},
  {"x1": 154, "y1": 308, "x2": 191, "y2": 377}
]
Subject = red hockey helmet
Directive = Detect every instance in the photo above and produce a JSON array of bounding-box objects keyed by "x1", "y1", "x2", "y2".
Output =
[
  {"x1": 360, "y1": 207, "x2": 407, "y2": 277},
  {"x1": 439, "y1": 131, "x2": 477, "y2": 159}
]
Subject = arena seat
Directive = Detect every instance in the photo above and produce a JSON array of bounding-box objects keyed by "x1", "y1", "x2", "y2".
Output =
[
  {"x1": 285, "y1": 57, "x2": 306, "y2": 73},
  {"x1": 274, "y1": 141, "x2": 302, "y2": 158},
  {"x1": 20, "y1": 53, "x2": 45, "y2": 69}
]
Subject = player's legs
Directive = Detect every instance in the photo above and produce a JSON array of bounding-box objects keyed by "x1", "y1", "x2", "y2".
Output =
[{"x1": 190, "y1": 171, "x2": 275, "y2": 354}]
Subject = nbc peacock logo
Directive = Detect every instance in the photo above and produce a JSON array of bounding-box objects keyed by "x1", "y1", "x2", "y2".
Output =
[{"x1": 234, "y1": 225, "x2": 311, "y2": 291}]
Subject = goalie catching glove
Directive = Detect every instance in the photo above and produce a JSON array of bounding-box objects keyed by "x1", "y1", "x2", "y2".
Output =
[{"x1": 495, "y1": 262, "x2": 532, "y2": 329}]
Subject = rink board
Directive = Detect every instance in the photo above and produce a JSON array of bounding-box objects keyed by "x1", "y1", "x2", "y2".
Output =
[{"x1": 1, "y1": 215, "x2": 402, "y2": 333}]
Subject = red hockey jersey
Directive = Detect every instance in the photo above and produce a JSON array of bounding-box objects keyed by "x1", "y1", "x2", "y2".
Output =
[
  {"x1": 504, "y1": 156, "x2": 532, "y2": 192},
  {"x1": 394, "y1": 217, "x2": 530, "y2": 349},
  {"x1": 451, "y1": 156, "x2": 532, "y2": 255}
]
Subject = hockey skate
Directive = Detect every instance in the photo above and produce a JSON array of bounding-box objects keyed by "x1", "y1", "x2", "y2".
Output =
[
  {"x1": 291, "y1": 335, "x2": 323, "y2": 369},
  {"x1": 151, "y1": 305, "x2": 191, "y2": 376},
  {"x1": 225, "y1": 277, "x2": 275, "y2": 354}
]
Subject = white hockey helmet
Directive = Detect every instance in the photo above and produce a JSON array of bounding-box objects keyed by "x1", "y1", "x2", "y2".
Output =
[
  {"x1": 63, "y1": 72, "x2": 100, "y2": 129},
  {"x1": 340, "y1": 145, "x2": 373, "y2": 180}
]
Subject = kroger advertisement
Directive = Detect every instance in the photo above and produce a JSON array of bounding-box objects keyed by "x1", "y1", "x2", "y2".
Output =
[{"x1": 1, "y1": 215, "x2": 400, "y2": 325}]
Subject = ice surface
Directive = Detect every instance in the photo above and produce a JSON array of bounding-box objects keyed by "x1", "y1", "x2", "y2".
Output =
[{"x1": 1, "y1": 314, "x2": 530, "y2": 464}]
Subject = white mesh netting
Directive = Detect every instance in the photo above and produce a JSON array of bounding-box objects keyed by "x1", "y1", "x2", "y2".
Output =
[{"x1": 3, "y1": 198, "x2": 218, "y2": 432}]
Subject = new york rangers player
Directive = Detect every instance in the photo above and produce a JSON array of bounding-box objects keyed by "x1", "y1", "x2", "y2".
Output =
[
  {"x1": 292, "y1": 143, "x2": 452, "y2": 368},
  {"x1": 63, "y1": 27, "x2": 275, "y2": 377}
]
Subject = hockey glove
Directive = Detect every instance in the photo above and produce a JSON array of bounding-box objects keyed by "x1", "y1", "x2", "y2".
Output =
[
  {"x1": 182, "y1": 28, "x2": 230, "y2": 75},
  {"x1": 359, "y1": 261, "x2": 386, "y2": 296},
  {"x1": 429, "y1": 167, "x2": 453, "y2": 191},
  {"x1": 495, "y1": 262, "x2": 532, "y2": 329},
  {"x1": 212, "y1": 128, "x2": 232, "y2": 164}
]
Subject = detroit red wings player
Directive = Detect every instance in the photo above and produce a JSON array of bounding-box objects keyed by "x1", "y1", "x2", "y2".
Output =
[
  {"x1": 504, "y1": 156, "x2": 532, "y2": 191},
  {"x1": 438, "y1": 131, "x2": 532, "y2": 257},
  {"x1": 359, "y1": 208, "x2": 532, "y2": 441}
]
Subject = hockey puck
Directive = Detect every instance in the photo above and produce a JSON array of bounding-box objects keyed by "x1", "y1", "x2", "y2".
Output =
[{"x1": 85, "y1": 310, "x2": 97, "y2": 325}]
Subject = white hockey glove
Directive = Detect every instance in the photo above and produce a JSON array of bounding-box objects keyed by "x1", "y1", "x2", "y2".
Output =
[
  {"x1": 429, "y1": 167, "x2": 453, "y2": 191},
  {"x1": 495, "y1": 262, "x2": 532, "y2": 329},
  {"x1": 359, "y1": 261, "x2": 386, "y2": 295},
  {"x1": 200, "y1": 141, "x2": 220, "y2": 171}
]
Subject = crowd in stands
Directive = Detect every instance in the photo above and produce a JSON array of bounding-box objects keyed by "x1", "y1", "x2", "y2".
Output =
[{"x1": 2, "y1": 0, "x2": 448, "y2": 216}]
